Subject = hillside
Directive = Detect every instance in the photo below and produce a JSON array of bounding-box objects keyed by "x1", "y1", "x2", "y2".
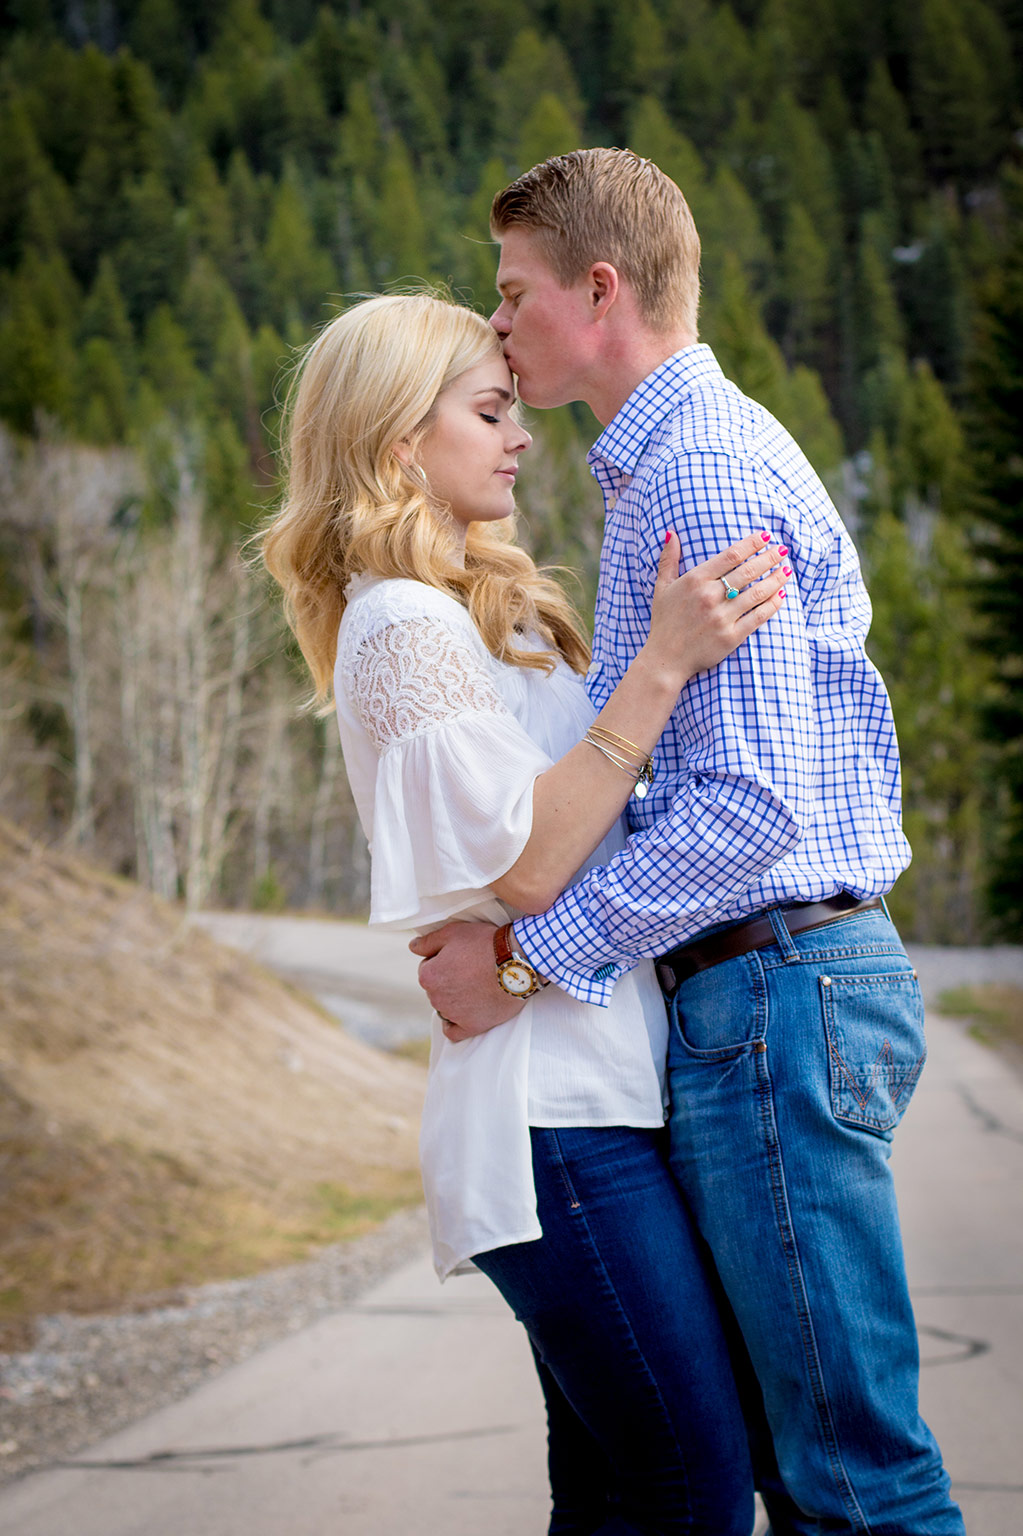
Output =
[{"x1": 0, "y1": 819, "x2": 426, "y2": 1347}]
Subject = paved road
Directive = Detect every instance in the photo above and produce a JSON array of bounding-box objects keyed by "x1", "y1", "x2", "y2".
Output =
[
  {"x1": 2, "y1": 926, "x2": 1021, "y2": 1534},
  {"x1": 192, "y1": 912, "x2": 433, "y2": 1047}
]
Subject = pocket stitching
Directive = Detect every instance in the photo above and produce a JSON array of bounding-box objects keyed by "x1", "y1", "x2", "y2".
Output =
[{"x1": 821, "y1": 973, "x2": 926, "y2": 1134}]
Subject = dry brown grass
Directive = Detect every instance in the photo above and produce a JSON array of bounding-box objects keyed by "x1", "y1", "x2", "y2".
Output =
[{"x1": 0, "y1": 820, "x2": 426, "y2": 1346}]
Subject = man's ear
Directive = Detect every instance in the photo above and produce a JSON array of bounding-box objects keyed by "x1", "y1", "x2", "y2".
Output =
[{"x1": 588, "y1": 262, "x2": 620, "y2": 316}]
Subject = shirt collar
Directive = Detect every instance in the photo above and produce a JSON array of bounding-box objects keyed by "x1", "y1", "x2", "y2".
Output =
[{"x1": 587, "y1": 344, "x2": 723, "y2": 480}]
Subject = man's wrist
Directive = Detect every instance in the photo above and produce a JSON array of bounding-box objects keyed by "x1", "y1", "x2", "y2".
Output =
[{"x1": 494, "y1": 922, "x2": 549, "y2": 998}]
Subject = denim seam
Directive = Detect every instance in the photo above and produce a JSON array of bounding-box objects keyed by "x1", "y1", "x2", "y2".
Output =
[
  {"x1": 545, "y1": 1129, "x2": 696, "y2": 1527},
  {"x1": 753, "y1": 1043, "x2": 871, "y2": 1532},
  {"x1": 545, "y1": 1129, "x2": 582, "y2": 1211}
]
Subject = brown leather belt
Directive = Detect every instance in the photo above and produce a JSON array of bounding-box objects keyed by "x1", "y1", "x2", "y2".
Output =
[{"x1": 654, "y1": 893, "x2": 883, "y2": 999}]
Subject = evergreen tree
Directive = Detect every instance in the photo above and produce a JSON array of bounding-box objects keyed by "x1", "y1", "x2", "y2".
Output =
[
  {"x1": 262, "y1": 168, "x2": 336, "y2": 330},
  {"x1": 79, "y1": 256, "x2": 135, "y2": 374},
  {"x1": 513, "y1": 94, "x2": 581, "y2": 177},
  {"x1": 668, "y1": 4, "x2": 752, "y2": 151},
  {"x1": 368, "y1": 138, "x2": 432, "y2": 282},
  {"x1": 493, "y1": 28, "x2": 584, "y2": 159},
  {"x1": 864, "y1": 511, "x2": 989, "y2": 940},
  {"x1": 963, "y1": 165, "x2": 1023, "y2": 933}
]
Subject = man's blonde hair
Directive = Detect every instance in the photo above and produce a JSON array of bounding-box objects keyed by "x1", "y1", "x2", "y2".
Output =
[
  {"x1": 490, "y1": 147, "x2": 701, "y2": 337},
  {"x1": 260, "y1": 293, "x2": 589, "y2": 708}
]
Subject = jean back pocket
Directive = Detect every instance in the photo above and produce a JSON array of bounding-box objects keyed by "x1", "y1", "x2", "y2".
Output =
[{"x1": 821, "y1": 970, "x2": 926, "y2": 1137}]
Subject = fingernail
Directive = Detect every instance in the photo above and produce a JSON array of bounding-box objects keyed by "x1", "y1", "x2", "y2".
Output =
[
  {"x1": 664, "y1": 531, "x2": 672, "y2": 546},
  {"x1": 777, "y1": 546, "x2": 789, "y2": 557},
  {"x1": 760, "y1": 530, "x2": 771, "y2": 541},
  {"x1": 779, "y1": 588, "x2": 787, "y2": 597},
  {"x1": 783, "y1": 566, "x2": 791, "y2": 576}
]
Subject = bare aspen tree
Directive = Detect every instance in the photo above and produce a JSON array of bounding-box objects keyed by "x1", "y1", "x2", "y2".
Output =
[
  {"x1": 114, "y1": 534, "x2": 181, "y2": 899},
  {"x1": 307, "y1": 717, "x2": 342, "y2": 904},
  {"x1": 0, "y1": 428, "x2": 137, "y2": 852},
  {"x1": 249, "y1": 675, "x2": 295, "y2": 899}
]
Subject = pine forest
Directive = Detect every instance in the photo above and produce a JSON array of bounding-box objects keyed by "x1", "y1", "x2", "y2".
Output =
[{"x1": 0, "y1": 0, "x2": 1021, "y2": 939}]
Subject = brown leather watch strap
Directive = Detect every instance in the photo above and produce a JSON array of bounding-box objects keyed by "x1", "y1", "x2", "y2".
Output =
[{"x1": 494, "y1": 923, "x2": 516, "y2": 966}]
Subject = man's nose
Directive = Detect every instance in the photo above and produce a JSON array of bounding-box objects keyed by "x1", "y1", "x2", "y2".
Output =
[{"x1": 489, "y1": 300, "x2": 511, "y2": 336}]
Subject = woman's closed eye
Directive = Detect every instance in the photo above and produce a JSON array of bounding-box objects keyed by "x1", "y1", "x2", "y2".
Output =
[{"x1": 479, "y1": 412, "x2": 500, "y2": 424}]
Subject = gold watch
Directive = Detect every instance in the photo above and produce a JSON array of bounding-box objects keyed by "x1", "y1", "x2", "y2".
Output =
[{"x1": 494, "y1": 923, "x2": 547, "y2": 998}]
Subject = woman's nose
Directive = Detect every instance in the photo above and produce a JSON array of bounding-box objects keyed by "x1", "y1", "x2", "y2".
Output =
[{"x1": 511, "y1": 422, "x2": 532, "y2": 452}]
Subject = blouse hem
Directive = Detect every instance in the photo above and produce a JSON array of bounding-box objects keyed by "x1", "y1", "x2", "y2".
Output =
[{"x1": 436, "y1": 1224, "x2": 543, "y2": 1283}]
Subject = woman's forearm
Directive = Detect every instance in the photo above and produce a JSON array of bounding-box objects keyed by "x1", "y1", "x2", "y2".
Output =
[{"x1": 490, "y1": 647, "x2": 682, "y2": 912}]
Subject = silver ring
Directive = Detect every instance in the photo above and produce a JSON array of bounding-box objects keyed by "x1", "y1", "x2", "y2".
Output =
[{"x1": 719, "y1": 575, "x2": 739, "y2": 600}]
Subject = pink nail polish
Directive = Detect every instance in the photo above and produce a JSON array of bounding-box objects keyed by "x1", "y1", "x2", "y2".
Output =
[
  {"x1": 664, "y1": 531, "x2": 672, "y2": 546},
  {"x1": 779, "y1": 588, "x2": 787, "y2": 598},
  {"x1": 760, "y1": 530, "x2": 771, "y2": 541},
  {"x1": 777, "y1": 546, "x2": 789, "y2": 557},
  {"x1": 783, "y1": 566, "x2": 792, "y2": 576}
]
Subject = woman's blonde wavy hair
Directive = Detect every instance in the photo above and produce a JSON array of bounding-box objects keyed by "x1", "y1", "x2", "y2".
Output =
[{"x1": 260, "y1": 293, "x2": 591, "y2": 711}]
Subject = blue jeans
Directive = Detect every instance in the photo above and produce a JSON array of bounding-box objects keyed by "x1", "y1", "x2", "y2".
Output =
[
  {"x1": 666, "y1": 903, "x2": 965, "y2": 1535},
  {"x1": 473, "y1": 1124, "x2": 755, "y2": 1535}
]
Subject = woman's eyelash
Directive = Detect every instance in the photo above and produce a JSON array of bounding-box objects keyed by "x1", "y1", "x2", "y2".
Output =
[{"x1": 480, "y1": 413, "x2": 499, "y2": 424}]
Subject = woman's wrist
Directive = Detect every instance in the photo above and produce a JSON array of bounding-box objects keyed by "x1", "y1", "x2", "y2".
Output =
[{"x1": 630, "y1": 641, "x2": 690, "y2": 704}]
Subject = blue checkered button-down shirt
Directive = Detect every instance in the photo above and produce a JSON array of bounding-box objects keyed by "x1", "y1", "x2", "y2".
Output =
[{"x1": 514, "y1": 346, "x2": 911, "y2": 1005}]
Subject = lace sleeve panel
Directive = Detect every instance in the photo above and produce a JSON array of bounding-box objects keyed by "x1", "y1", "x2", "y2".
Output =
[{"x1": 344, "y1": 613, "x2": 512, "y2": 753}]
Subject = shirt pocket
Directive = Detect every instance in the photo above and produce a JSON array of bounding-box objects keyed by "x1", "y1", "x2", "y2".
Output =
[{"x1": 821, "y1": 970, "x2": 926, "y2": 1139}]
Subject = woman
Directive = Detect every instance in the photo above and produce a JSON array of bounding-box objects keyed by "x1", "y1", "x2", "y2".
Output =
[{"x1": 261, "y1": 293, "x2": 787, "y2": 1535}]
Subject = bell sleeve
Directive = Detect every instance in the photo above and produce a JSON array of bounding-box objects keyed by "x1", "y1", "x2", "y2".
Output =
[{"x1": 343, "y1": 613, "x2": 553, "y2": 928}]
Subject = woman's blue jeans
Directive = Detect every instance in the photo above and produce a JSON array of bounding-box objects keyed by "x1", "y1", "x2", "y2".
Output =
[
  {"x1": 666, "y1": 903, "x2": 965, "y2": 1535},
  {"x1": 473, "y1": 1124, "x2": 755, "y2": 1535}
]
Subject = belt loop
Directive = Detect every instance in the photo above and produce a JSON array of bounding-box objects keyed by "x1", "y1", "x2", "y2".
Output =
[{"x1": 766, "y1": 904, "x2": 799, "y2": 960}]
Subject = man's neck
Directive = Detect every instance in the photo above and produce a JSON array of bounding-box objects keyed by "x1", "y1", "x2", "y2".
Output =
[{"x1": 587, "y1": 330, "x2": 698, "y2": 426}]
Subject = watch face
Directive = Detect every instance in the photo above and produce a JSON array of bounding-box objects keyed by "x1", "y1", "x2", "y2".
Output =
[{"x1": 498, "y1": 961, "x2": 536, "y2": 997}]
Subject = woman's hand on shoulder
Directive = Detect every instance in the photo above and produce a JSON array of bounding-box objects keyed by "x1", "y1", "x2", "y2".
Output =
[{"x1": 641, "y1": 530, "x2": 789, "y2": 690}]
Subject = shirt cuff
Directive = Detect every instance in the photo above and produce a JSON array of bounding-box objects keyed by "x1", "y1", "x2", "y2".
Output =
[{"x1": 512, "y1": 915, "x2": 625, "y2": 1008}]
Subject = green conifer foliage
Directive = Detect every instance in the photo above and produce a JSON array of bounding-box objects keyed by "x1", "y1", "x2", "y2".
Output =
[
  {"x1": 513, "y1": 95, "x2": 582, "y2": 178},
  {"x1": 79, "y1": 256, "x2": 135, "y2": 372},
  {"x1": 262, "y1": 171, "x2": 337, "y2": 329},
  {"x1": 493, "y1": 29, "x2": 584, "y2": 160},
  {"x1": 669, "y1": 3, "x2": 753, "y2": 150},
  {"x1": 114, "y1": 170, "x2": 187, "y2": 324},
  {"x1": 909, "y1": 0, "x2": 1014, "y2": 183},
  {"x1": 368, "y1": 138, "x2": 432, "y2": 282},
  {"x1": 864, "y1": 510, "x2": 988, "y2": 940},
  {"x1": 862, "y1": 60, "x2": 924, "y2": 221},
  {"x1": 964, "y1": 165, "x2": 1023, "y2": 933}
]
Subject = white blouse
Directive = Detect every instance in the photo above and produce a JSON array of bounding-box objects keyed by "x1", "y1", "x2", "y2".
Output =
[{"x1": 334, "y1": 575, "x2": 668, "y2": 1279}]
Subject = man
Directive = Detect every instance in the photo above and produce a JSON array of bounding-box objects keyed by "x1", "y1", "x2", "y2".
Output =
[{"x1": 413, "y1": 148, "x2": 963, "y2": 1534}]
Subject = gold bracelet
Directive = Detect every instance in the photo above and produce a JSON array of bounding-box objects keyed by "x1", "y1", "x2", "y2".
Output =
[
  {"x1": 587, "y1": 724, "x2": 650, "y2": 759},
  {"x1": 583, "y1": 731, "x2": 655, "y2": 799}
]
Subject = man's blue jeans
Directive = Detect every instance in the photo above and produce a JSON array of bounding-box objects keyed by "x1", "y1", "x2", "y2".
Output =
[
  {"x1": 473, "y1": 1124, "x2": 755, "y2": 1535},
  {"x1": 666, "y1": 903, "x2": 965, "y2": 1535}
]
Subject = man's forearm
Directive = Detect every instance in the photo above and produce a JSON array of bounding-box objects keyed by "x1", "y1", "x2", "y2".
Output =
[{"x1": 513, "y1": 764, "x2": 804, "y2": 1005}]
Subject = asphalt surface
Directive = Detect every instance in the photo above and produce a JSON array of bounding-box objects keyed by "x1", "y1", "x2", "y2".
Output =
[{"x1": 1, "y1": 921, "x2": 1020, "y2": 1535}]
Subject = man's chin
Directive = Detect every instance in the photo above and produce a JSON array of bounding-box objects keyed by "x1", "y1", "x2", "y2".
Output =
[{"x1": 514, "y1": 379, "x2": 564, "y2": 411}]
